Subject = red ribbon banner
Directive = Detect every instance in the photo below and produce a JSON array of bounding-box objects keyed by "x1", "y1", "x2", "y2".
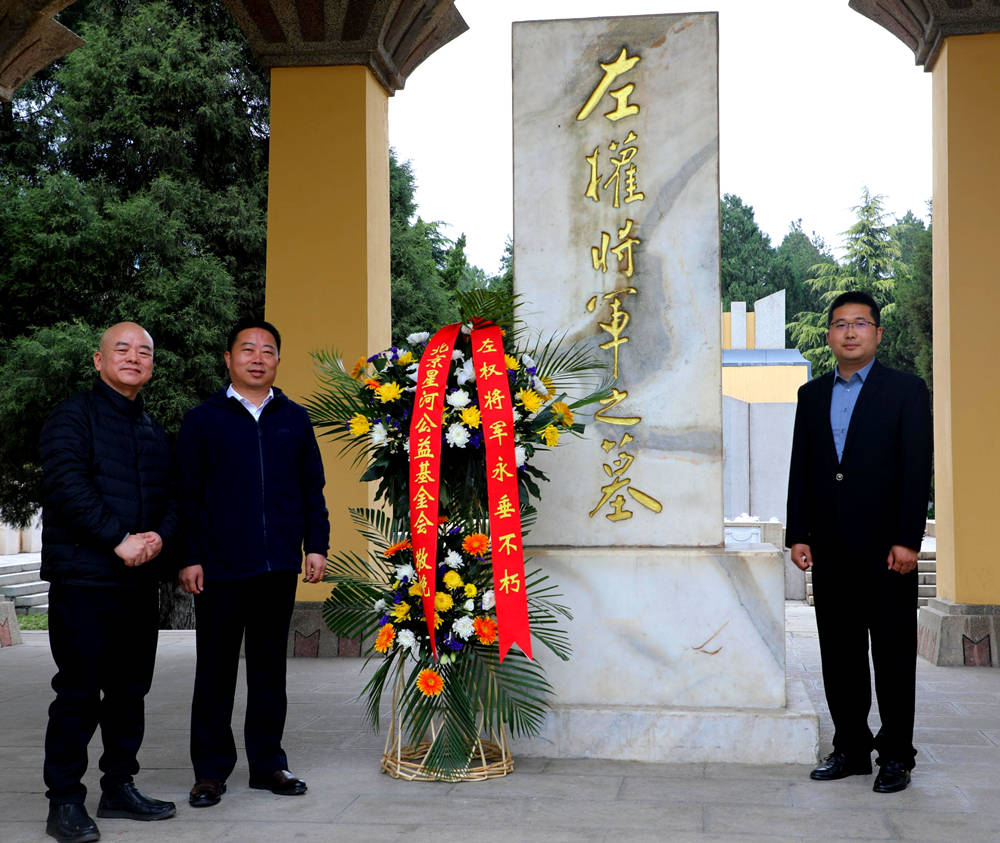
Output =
[
  {"x1": 408, "y1": 323, "x2": 460, "y2": 660},
  {"x1": 470, "y1": 325, "x2": 532, "y2": 662},
  {"x1": 408, "y1": 322, "x2": 533, "y2": 662}
]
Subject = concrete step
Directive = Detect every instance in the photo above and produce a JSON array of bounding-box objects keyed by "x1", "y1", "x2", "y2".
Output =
[
  {"x1": 14, "y1": 591, "x2": 49, "y2": 607},
  {"x1": 0, "y1": 553, "x2": 42, "y2": 574},
  {"x1": 0, "y1": 580, "x2": 49, "y2": 599},
  {"x1": 918, "y1": 584, "x2": 937, "y2": 597},
  {"x1": 918, "y1": 559, "x2": 936, "y2": 573},
  {"x1": 0, "y1": 570, "x2": 39, "y2": 588}
]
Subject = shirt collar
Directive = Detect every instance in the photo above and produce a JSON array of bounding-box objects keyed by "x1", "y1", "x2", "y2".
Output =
[
  {"x1": 227, "y1": 383, "x2": 273, "y2": 411},
  {"x1": 834, "y1": 358, "x2": 876, "y2": 385}
]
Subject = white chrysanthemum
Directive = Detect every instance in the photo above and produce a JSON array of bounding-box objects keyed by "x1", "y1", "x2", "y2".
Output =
[
  {"x1": 521, "y1": 353, "x2": 536, "y2": 370},
  {"x1": 460, "y1": 322, "x2": 473, "y2": 335},
  {"x1": 370, "y1": 423, "x2": 388, "y2": 447},
  {"x1": 463, "y1": 599, "x2": 474, "y2": 612},
  {"x1": 406, "y1": 331, "x2": 430, "y2": 345},
  {"x1": 397, "y1": 629, "x2": 418, "y2": 652},
  {"x1": 452, "y1": 616, "x2": 475, "y2": 640},
  {"x1": 444, "y1": 550, "x2": 463, "y2": 569},
  {"x1": 456, "y1": 358, "x2": 476, "y2": 385},
  {"x1": 446, "y1": 388, "x2": 471, "y2": 408},
  {"x1": 394, "y1": 563, "x2": 415, "y2": 582},
  {"x1": 512, "y1": 409, "x2": 521, "y2": 423},
  {"x1": 514, "y1": 445, "x2": 527, "y2": 467},
  {"x1": 445, "y1": 423, "x2": 470, "y2": 448},
  {"x1": 403, "y1": 439, "x2": 410, "y2": 453},
  {"x1": 406, "y1": 362, "x2": 419, "y2": 382},
  {"x1": 374, "y1": 598, "x2": 387, "y2": 613},
  {"x1": 481, "y1": 590, "x2": 495, "y2": 611},
  {"x1": 532, "y1": 375, "x2": 547, "y2": 394},
  {"x1": 452, "y1": 349, "x2": 465, "y2": 361}
]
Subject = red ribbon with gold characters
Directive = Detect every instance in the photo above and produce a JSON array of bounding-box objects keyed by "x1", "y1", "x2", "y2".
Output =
[
  {"x1": 408, "y1": 322, "x2": 533, "y2": 662},
  {"x1": 470, "y1": 324, "x2": 532, "y2": 661},
  {"x1": 408, "y1": 323, "x2": 461, "y2": 660}
]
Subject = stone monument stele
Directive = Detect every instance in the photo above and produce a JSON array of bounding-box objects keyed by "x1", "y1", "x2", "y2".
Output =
[{"x1": 511, "y1": 12, "x2": 817, "y2": 763}]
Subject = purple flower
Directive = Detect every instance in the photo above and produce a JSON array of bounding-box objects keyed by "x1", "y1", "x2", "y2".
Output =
[
  {"x1": 380, "y1": 614, "x2": 390, "y2": 625},
  {"x1": 443, "y1": 634, "x2": 464, "y2": 652}
]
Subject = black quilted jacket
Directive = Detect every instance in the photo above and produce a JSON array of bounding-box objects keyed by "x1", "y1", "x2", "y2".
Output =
[{"x1": 39, "y1": 378, "x2": 178, "y2": 586}]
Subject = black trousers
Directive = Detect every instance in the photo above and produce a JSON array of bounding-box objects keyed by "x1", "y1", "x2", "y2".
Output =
[
  {"x1": 44, "y1": 582, "x2": 159, "y2": 804},
  {"x1": 190, "y1": 570, "x2": 297, "y2": 782},
  {"x1": 811, "y1": 547, "x2": 918, "y2": 768}
]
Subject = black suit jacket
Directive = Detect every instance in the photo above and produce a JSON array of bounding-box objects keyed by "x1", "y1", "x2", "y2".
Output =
[{"x1": 786, "y1": 360, "x2": 932, "y2": 557}]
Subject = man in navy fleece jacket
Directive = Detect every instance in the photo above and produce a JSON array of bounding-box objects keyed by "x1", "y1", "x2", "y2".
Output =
[{"x1": 177, "y1": 318, "x2": 329, "y2": 808}]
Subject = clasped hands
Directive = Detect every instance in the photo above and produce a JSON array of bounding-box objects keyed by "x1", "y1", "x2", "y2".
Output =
[
  {"x1": 115, "y1": 531, "x2": 163, "y2": 567},
  {"x1": 790, "y1": 542, "x2": 918, "y2": 574}
]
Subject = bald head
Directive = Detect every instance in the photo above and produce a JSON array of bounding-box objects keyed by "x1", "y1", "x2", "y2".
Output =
[{"x1": 94, "y1": 322, "x2": 155, "y2": 399}]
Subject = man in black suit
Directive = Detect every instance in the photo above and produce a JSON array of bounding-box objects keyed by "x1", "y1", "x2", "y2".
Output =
[{"x1": 787, "y1": 291, "x2": 932, "y2": 794}]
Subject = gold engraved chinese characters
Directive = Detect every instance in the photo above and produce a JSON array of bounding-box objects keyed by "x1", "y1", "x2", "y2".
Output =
[{"x1": 578, "y1": 45, "x2": 662, "y2": 523}]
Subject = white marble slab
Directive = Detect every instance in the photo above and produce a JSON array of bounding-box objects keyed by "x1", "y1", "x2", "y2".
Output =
[
  {"x1": 513, "y1": 679, "x2": 818, "y2": 764},
  {"x1": 513, "y1": 14, "x2": 722, "y2": 547},
  {"x1": 754, "y1": 290, "x2": 786, "y2": 349},
  {"x1": 730, "y1": 300, "x2": 747, "y2": 349},
  {"x1": 525, "y1": 545, "x2": 785, "y2": 709}
]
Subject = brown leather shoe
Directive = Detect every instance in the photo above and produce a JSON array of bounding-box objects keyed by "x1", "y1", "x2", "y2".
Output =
[
  {"x1": 188, "y1": 779, "x2": 226, "y2": 808},
  {"x1": 249, "y1": 769, "x2": 307, "y2": 795}
]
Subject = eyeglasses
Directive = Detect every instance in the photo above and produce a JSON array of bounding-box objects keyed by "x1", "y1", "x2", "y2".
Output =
[{"x1": 828, "y1": 319, "x2": 877, "y2": 332}]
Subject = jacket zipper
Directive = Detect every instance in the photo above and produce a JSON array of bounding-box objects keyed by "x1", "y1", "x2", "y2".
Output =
[{"x1": 257, "y1": 420, "x2": 270, "y2": 571}]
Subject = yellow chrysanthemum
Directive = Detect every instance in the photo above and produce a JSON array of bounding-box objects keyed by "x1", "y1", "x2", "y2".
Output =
[
  {"x1": 460, "y1": 406, "x2": 481, "y2": 429},
  {"x1": 374, "y1": 623, "x2": 395, "y2": 653},
  {"x1": 349, "y1": 413, "x2": 371, "y2": 436},
  {"x1": 464, "y1": 583, "x2": 477, "y2": 599},
  {"x1": 397, "y1": 350, "x2": 414, "y2": 366},
  {"x1": 517, "y1": 389, "x2": 543, "y2": 414},
  {"x1": 505, "y1": 354, "x2": 520, "y2": 371},
  {"x1": 433, "y1": 611, "x2": 444, "y2": 629},
  {"x1": 541, "y1": 375, "x2": 557, "y2": 398},
  {"x1": 416, "y1": 668, "x2": 444, "y2": 697},
  {"x1": 551, "y1": 401, "x2": 574, "y2": 426},
  {"x1": 375, "y1": 382, "x2": 403, "y2": 403},
  {"x1": 408, "y1": 582, "x2": 424, "y2": 598},
  {"x1": 442, "y1": 571, "x2": 463, "y2": 591},
  {"x1": 435, "y1": 591, "x2": 454, "y2": 613},
  {"x1": 349, "y1": 356, "x2": 368, "y2": 380},
  {"x1": 391, "y1": 601, "x2": 411, "y2": 621},
  {"x1": 542, "y1": 424, "x2": 560, "y2": 447}
]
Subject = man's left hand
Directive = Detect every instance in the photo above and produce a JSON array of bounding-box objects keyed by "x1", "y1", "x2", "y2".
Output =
[
  {"x1": 887, "y1": 544, "x2": 919, "y2": 574},
  {"x1": 303, "y1": 552, "x2": 326, "y2": 584},
  {"x1": 137, "y1": 531, "x2": 163, "y2": 560}
]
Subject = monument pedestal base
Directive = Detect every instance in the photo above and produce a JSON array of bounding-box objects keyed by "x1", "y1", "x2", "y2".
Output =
[
  {"x1": 513, "y1": 679, "x2": 817, "y2": 763},
  {"x1": 918, "y1": 598, "x2": 1000, "y2": 667},
  {"x1": 512, "y1": 545, "x2": 818, "y2": 764}
]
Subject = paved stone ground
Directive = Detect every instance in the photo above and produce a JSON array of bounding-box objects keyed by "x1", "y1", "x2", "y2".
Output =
[{"x1": 1, "y1": 603, "x2": 998, "y2": 842}]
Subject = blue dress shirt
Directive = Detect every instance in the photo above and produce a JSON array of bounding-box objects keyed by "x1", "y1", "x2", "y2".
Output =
[{"x1": 830, "y1": 359, "x2": 875, "y2": 462}]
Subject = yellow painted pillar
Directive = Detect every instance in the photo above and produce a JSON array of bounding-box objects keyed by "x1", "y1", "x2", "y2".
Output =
[
  {"x1": 918, "y1": 33, "x2": 1000, "y2": 666},
  {"x1": 265, "y1": 65, "x2": 391, "y2": 607}
]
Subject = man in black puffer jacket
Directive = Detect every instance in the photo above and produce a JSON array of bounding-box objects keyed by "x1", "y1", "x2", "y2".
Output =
[
  {"x1": 39, "y1": 322, "x2": 178, "y2": 843},
  {"x1": 177, "y1": 318, "x2": 328, "y2": 809}
]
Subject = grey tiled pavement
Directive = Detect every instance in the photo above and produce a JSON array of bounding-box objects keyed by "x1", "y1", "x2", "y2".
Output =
[{"x1": 1, "y1": 603, "x2": 999, "y2": 842}]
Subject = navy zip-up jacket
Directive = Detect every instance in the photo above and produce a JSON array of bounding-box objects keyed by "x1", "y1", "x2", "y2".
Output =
[
  {"x1": 176, "y1": 387, "x2": 329, "y2": 581},
  {"x1": 39, "y1": 378, "x2": 178, "y2": 587}
]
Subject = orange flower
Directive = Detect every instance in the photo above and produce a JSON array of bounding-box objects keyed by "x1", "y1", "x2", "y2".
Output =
[
  {"x1": 374, "y1": 623, "x2": 395, "y2": 654},
  {"x1": 383, "y1": 538, "x2": 412, "y2": 558},
  {"x1": 349, "y1": 356, "x2": 368, "y2": 380},
  {"x1": 364, "y1": 377, "x2": 380, "y2": 391},
  {"x1": 416, "y1": 668, "x2": 444, "y2": 697},
  {"x1": 462, "y1": 533, "x2": 489, "y2": 557},
  {"x1": 473, "y1": 616, "x2": 498, "y2": 645}
]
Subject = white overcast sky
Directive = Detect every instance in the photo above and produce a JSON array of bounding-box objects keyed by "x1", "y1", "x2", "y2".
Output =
[{"x1": 387, "y1": 0, "x2": 932, "y2": 275}]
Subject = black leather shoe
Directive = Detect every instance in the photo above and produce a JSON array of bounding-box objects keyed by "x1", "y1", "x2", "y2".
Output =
[
  {"x1": 809, "y1": 751, "x2": 872, "y2": 780},
  {"x1": 96, "y1": 782, "x2": 176, "y2": 821},
  {"x1": 873, "y1": 759, "x2": 911, "y2": 793},
  {"x1": 249, "y1": 769, "x2": 307, "y2": 795},
  {"x1": 189, "y1": 779, "x2": 226, "y2": 808},
  {"x1": 46, "y1": 803, "x2": 100, "y2": 843}
]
